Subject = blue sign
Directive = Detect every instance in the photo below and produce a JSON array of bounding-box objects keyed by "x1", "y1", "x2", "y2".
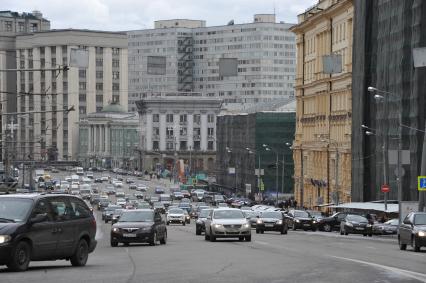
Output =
[{"x1": 418, "y1": 176, "x2": 426, "y2": 191}]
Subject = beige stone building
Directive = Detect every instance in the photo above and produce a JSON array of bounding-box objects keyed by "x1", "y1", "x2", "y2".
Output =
[{"x1": 290, "y1": 0, "x2": 353, "y2": 208}]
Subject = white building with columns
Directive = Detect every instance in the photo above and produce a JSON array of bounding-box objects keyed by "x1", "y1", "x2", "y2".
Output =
[
  {"x1": 15, "y1": 29, "x2": 128, "y2": 161},
  {"x1": 136, "y1": 92, "x2": 222, "y2": 174}
]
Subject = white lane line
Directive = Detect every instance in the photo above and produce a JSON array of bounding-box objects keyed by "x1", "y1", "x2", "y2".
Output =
[
  {"x1": 254, "y1": 241, "x2": 270, "y2": 245},
  {"x1": 330, "y1": 255, "x2": 426, "y2": 283}
]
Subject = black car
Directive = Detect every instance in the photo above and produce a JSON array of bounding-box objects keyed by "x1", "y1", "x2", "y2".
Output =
[
  {"x1": 94, "y1": 178, "x2": 103, "y2": 183},
  {"x1": 317, "y1": 212, "x2": 349, "y2": 232},
  {"x1": 110, "y1": 209, "x2": 167, "y2": 246},
  {"x1": 103, "y1": 205, "x2": 122, "y2": 223},
  {"x1": 0, "y1": 194, "x2": 97, "y2": 271},
  {"x1": 399, "y1": 212, "x2": 426, "y2": 252},
  {"x1": 244, "y1": 210, "x2": 261, "y2": 228},
  {"x1": 195, "y1": 209, "x2": 212, "y2": 235},
  {"x1": 373, "y1": 219, "x2": 399, "y2": 235},
  {"x1": 256, "y1": 211, "x2": 288, "y2": 234},
  {"x1": 340, "y1": 214, "x2": 372, "y2": 236},
  {"x1": 286, "y1": 210, "x2": 316, "y2": 231},
  {"x1": 98, "y1": 198, "x2": 110, "y2": 210}
]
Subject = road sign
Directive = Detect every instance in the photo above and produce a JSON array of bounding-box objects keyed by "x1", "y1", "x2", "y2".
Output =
[
  {"x1": 418, "y1": 176, "x2": 426, "y2": 191},
  {"x1": 245, "y1": 184, "x2": 252, "y2": 194},
  {"x1": 381, "y1": 184, "x2": 390, "y2": 193}
]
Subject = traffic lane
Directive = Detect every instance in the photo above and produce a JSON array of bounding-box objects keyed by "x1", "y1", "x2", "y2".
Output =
[
  {"x1": 122, "y1": 223, "x2": 422, "y2": 283},
  {"x1": 251, "y1": 229, "x2": 426, "y2": 280},
  {"x1": 0, "y1": 211, "x2": 135, "y2": 283}
]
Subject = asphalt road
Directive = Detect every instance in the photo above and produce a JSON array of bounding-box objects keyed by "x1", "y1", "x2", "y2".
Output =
[{"x1": 2, "y1": 172, "x2": 426, "y2": 283}]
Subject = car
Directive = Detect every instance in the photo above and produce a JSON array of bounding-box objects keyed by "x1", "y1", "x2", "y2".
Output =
[
  {"x1": 286, "y1": 210, "x2": 316, "y2": 231},
  {"x1": 181, "y1": 190, "x2": 191, "y2": 198},
  {"x1": 110, "y1": 209, "x2": 167, "y2": 247},
  {"x1": 116, "y1": 190, "x2": 125, "y2": 198},
  {"x1": 183, "y1": 210, "x2": 191, "y2": 224},
  {"x1": 134, "y1": 192, "x2": 144, "y2": 199},
  {"x1": 212, "y1": 194, "x2": 226, "y2": 206},
  {"x1": 117, "y1": 198, "x2": 127, "y2": 208},
  {"x1": 373, "y1": 219, "x2": 399, "y2": 235},
  {"x1": 244, "y1": 210, "x2": 261, "y2": 228},
  {"x1": 98, "y1": 197, "x2": 110, "y2": 210},
  {"x1": 172, "y1": 191, "x2": 184, "y2": 200},
  {"x1": 178, "y1": 202, "x2": 191, "y2": 213},
  {"x1": 111, "y1": 209, "x2": 125, "y2": 224},
  {"x1": 90, "y1": 193, "x2": 101, "y2": 205},
  {"x1": 155, "y1": 187, "x2": 165, "y2": 194},
  {"x1": 196, "y1": 209, "x2": 213, "y2": 235},
  {"x1": 340, "y1": 214, "x2": 373, "y2": 236},
  {"x1": 204, "y1": 208, "x2": 252, "y2": 242},
  {"x1": 149, "y1": 196, "x2": 159, "y2": 205},
  {"x1": 129, "y1": 184, "x2": 137, "y2": 190},
  {"x1": 136, "y1": 202, "x2": 152, "y2": 209},
  {"x1": 65, "y1": 176, "x2": 72, "y2": 182},
  {"x1": 153, "y1": 202, "x2": 166, "y2": 214},
  {"x1": 101, "y1": 176, "x2": 109, "y2": 182},
  {"x1": 114, "y1": 181, "x2": 123, "y2": 188},
  {"x1": 103, "y1": 205, "x2": 122, "y2": 223},
  {"x1": 256, "y1": 211, "x2": 288, "y2": 234},
  {"x1": 94, "y1": 178, "x2": 103, "y2": 183},
  {"x1": 192, "y1": 205, "x2": 210, "y2": 218},
  {"x1": 159, "y1": 194, "x2": 172, "y2": 207},
  {"x1": 166, "y1": 208, "x2": 187, "y2": 225},
  {"x1": 126, "y1": 178, "x2": 135, "y2": 184},
  {"x1": 307, "y1": 210, "x2": 324, "y2": 222},
  {"x1": 86, "y1": 172, "x2": 94, "y2": 179},
  {"x1": 0, "y1": 194, "x2": 97, "y2": 271},
  {"x1": 106, "y1": 186, "x2": 116, "y2": 195},
  {"x1": 136, "y1": 185, "x2": 148, "y2": 192},
  {"x1": 399, "y1": 212, "x2": 426, "y2": 252},
  {"x1": 317, "y1": 212, "x2": 349, "y2": 232}
]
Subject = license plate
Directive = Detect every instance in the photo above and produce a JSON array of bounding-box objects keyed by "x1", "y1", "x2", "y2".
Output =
[
  {"x1": 355, "y1": 227, "x2": 364, "y2": 230},
  {"x1": 303, "y1": 224, "x2": 310, "y2": 226},
  {"x1": 123, "y1": 233, "x2": 137, "y2": 238},
  {"x1": 265, "y1": 224, "x2": 274, "y2": 227}
]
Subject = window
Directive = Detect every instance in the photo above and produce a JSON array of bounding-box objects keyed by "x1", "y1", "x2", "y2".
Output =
[
  {"x1": 194, "y1": 141, "x2": 201, "y2": 150},
  {"x1": 180, "y1": 114, "x2": 187, "y2": 123},
  {"x1": 79, "y1": 106, "x2": 86, "y2": 114},
  {"x1": 153, "y1": 141, "x2": 159, "y2": 150},
  {"x1": 112, "y1": 48, "x2": 119, "y2": 55},
  {"x1": 166, "y1": 142, "x2": 174, "y2": 150},
  {"x1": 79, "y1": 82, "x2": 86, "y2": 90},
  {"x1": 207, "y1": 114, "x2": 215, "y2": 123},
  {"x1": 180, "y1": 141, "x2": 187, "y2": 150},
  {"x1": 153, "y1": 127, "x2": 160, "y2": 135},
  {"x1": 166, "y1": 114, "x2": 173, "y2": 123},
  {"x1": 193, "y1": 114, "x2": 201, "y2": 124},
  {"x1": 112, "y1": 59, "x2": 119, "y2": 68},
  {"x1": 208, "y1": 141, "x2": 214, "y2": 150},
  {"x1": 208, "y1": 128, "x2": 214, "y2": 136},
  {"x1": 18, "y1": 22, "x2": 25, "y2": 32},
  {"x1": 69, "y1": 198, "x2": 90, "y2": 219},
  {"x1": 113, "y1": 83, "x2": 120, "y2": 91},
  {"x1": 153, "y1": 114, "x2": 159, "y2": 122},
  {"x1": 112, "y1": 71, "x2": 120, "y2": 79},
  {"x1": 50, "y1": 197, "x2": 72, "y2": 221},
  {"x1": 30, "y1": 23, "x2": 38, "y2": 32},
  {"x1": 79, "y1": 69, "x2": 86, "y2": 78},
  {"x1": 194, "y1": 128, "x2": 201, "y2": 135},
  {"x1": 96, "y1": 58, "x2": 103, "y2": 67},
  {"x1": 96, "y1": 83, "x2": 103, "y2": 90},
  {"x1": 31, "y1": 199, "x2": 53, "y2": 221},
  {"x1": 166, "y1": 128, "x2": 174, "y2": 137},
  {"x1": 95, "y1": 47, "x2": 103, "y2": 54},
  {"x1": 180, "y1": 127, "x2": 187, "y2": 136},
  {"x1": 79, "y1": 94, "x2": 86, "y2": 102},
  {"x1": 96, "y1": 71, "x2": 103, "y2": 79},
  {"x1": 96, "y1": 95, "x2": 103, "y2": 103},
  {"x1": 5, "y1": 21, "x2": 12, "y2": 32}
]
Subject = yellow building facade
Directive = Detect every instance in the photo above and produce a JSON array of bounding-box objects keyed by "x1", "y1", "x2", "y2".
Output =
[{"x1": 291, "y1": 0, "x2": 353, "y2": 208}]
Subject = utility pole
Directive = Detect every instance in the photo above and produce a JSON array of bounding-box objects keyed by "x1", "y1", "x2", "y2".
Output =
[{"x1": 281, "y1": 153, "x2": 285, "y2": 195}]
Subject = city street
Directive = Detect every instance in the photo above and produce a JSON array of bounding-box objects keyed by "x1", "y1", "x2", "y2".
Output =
[{"x1": 1, "y1": 173, "x2": 426, "y2": 283}]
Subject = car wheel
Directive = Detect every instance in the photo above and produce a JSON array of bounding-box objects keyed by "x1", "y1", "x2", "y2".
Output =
[
  {"x1": 340, "y1": 229, "x2": 344, "y2": 235},
  {"x1": 363, "y1": 234, "x2": 367, "y2": 237},
  {"x1": 323, "y1": 224, "x2": 332, "y2": 232},
  {"x1": 7, "y1": 241, "x2": 31, "y2": 272},
  {"x1": 210, "y1": 235, "x2": 216, "y2": 242},
  {"x1": 105, "y1": 220, "x2": 108, "y2": 223},
  {"x1": 149, "y1": 232, "x2": 158, "y2": 246},
  {"x1": 166, "y1": 222, "x2": 169, "y2": 226},
  {"x1": 239, "y1": 237, "x2": 244, "y2": 241},
  {"x1": 205, "y1": 232, "x2": 210, "y2": 241},
  {"x1": 292, "y1": 224, "x2": 296, "y2": 231},
  {"x1": 368, "y1": 234, "x2": 372, "y2": 237},
  {"x1": 312, "y1": 228, "x2": 317, "y2": 232},
  {"x1": 414, "y1": 237, "x2": 421, "y2": 252},
  {"x1": 398, "y1": 237, "x2": 407, "y2": 250},
  {"x1": 281, "y1": 228, "x2": 286, "y2": 235},
  {"x1": 70, "y1": 239, "x2": 89, "y2": 267},
  {"x1": 183, "y1": 222, "x2": 186, "y2": 226},
  {"x1": 260, "y1": 230, "x2": 264, "y2": 234},
  {"x1": 110, "y1": 241, "x2": 118, "y2": 247},
  {"x1": 256, "y1": 229, "x2": 260, "y2": 234},
  {"x1": 160, "y1": 231, "x2": 167, "y2": 245},
  {"x1": 196, "y1": 228, "x2": 201, "y2": 235},
  {"x1": 245, "y1": 236, "x2": 252, "y2": 242}
]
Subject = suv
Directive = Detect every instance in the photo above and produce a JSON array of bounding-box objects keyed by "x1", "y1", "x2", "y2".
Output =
[
  {"x1": 204, "y1": 208, "x2": 251, "y2": 242},
  {"x1": 317, "y1": 212, "x2": 349, "y2": 232},
  {"x1": 399, "y1": 212, "x2": 426, "y2": 252},
  {"x1": 0, "y1": 194, "x2": 97, "y2": 271}
]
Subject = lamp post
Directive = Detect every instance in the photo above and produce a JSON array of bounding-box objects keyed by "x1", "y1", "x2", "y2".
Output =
[
  {"x1": 263, "y1": 144, "x2": 279, "y2": 205},
  {"x1": 320, "y1": 137, "x2": 340, "y2": 206}
]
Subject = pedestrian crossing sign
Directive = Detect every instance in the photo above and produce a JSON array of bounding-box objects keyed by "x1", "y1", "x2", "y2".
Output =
[
  {"x1": 260, "y1": 179, "x2": 265, "y2": 191},
  {"x1": 418, "y1": 176, "x2": 426, "y2": 191}
]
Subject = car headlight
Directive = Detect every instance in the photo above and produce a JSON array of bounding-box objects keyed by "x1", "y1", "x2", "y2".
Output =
[
  {"x1": 295, "y1": 219, "x2": 300, "y2": 223},
  {"x1": 346, "y1": 222, "x2": 353, "y2": 227},
  {"x1": 112, "y1": 227, "x2": 120, "y2": 233},
  {"x1": 243, "y1": 223, "x2": 250, "y2": 228},
  {"x1": 419, "y1": 231, "x2": 426, "y2": 237},
  {"x1": 366, "y1": 224, "x2": 372, "y2": 228},
  {"x1": 312, "y1": 220, "x2": 317, "y2": 224},
  {"x1": 214, "y1": 224, "x2": 223, "y2": 229},
  {"x1": 277, "y1": 220, "x2": 283, "y2": 225},
  {"x1": 141, "y1": 226, "x2": 151, "y2": 232},
  {"x1": 257, "y1": 219, "x2": 263, "y2": 224},
  {"x1": 0, "y1": 235, "x2": 11, "y2": 244}
]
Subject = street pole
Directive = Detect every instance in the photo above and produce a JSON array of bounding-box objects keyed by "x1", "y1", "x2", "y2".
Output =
[
  {"x1": 189, "y1": 146, "x2": 192, "y2": 177},
  {"x1": 419, "y1": 122, "x2": 426, "y2": 212},
  {"x1": 382, "y1": 144, "x2": 388, "y2": 211},
  {"x1": 275, "y1": 152, "x2": 279, "y2": 205},
  {"x1": 397, "y1": 115, "x2": 402, "y2": 227},
  {"x1": 281, "y1": 153, "x2": 285, "y2": 195},
  {"x1": 335, "y1": 146, "x2": 339, "y2": 206}
]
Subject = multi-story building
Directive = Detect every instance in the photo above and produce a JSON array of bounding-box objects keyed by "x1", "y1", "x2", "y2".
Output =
[
  {"x1": 352, "y1": 1, "x2": 426, "y2": 204},
  {"x1": 15, "y1": 29, "x2": 128, "y2": 161},
  {"x1": 78, "y1": 103, "x2": 139, "y2": 169},
  {"x1": 135, "y1": 92, "x2": 222, "y2": 175},
  {"x1": 291, "y1": 0, "x2": 353, "y2": 208},
  {"x1": 128, "y1": 14, "x2": 296, "y2": 112},
  {"x1": 0, "y1": 10, "x2": 50, "y2": 162},
  {"x1": 216, "y1": 104, "x2": 295, "y2": 197}
]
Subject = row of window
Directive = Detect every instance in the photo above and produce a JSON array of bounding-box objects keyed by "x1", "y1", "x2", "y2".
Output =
[
  {"x1": 156, "y1": 126, "x2": 214, "y2": 137},
  {"x1": 152, "y1": 140, "x2": 214, "y2": 151},
  {"x1": 152, "y1": 113, "x2": 215, "y2": 123},
  {"x1": 3, "y1": 21, "x2": 38, "y2": 32}
]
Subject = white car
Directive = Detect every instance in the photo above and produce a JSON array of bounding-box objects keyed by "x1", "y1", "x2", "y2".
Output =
[
  {"x1": 116, "y1": 198, "x2": 127, "y2": 207},
  {"x1": 136, "y1": 185, "x2": 148, "y2": 192},
  {"x1": 166, "y1": 208, "x2": 186, "y2": 226},
  {"x1": 114, "y1": 181, "x2": 123, "y2": 188},
  {"x1": 65, "y1": 176, "x2": 72, "y2": 182},
  {"x1": 116, "y1": 191, "x2": 125, "y2": 198},
  {"x1": 101, "y1": 176, "x2": 109, "y2": 182},
  {"x1": 204, "y1": 208, "x2": 251, "y2": 242}
]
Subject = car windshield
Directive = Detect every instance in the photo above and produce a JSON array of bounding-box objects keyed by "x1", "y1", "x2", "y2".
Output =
[
  {"x1": 169, "y1": 209, "x2": 184, "y2": 214},
  {"x1": 262, "y1": 212, "x2": 282, "y2": 219},
  {"x1": 294, "y1": 211, "x2": 311, "y2": 218},
  {"x1": 106, "y1": 206, "x2": 120, "y2": 211},
  {"x1": 414, "y1": 214, "x2": 426, "y2": 225},
  {"x1": 214, "y1": 210, "x2": 244, "y2": 219},
  {"x1": 347, "y1": 215, "x2": 367, "y2": 222},
  {"x1": 199, "y1": 209, "x2": 211, "y2": 218},
  {"x1": 119, "y1": 211, "x2": 154, "y2": 222},
  {"x1": 0, "y1": 198, "x2": 33, "y2": 222},
  {"x1": 385, "y1": 219, "x2": 399, "y2": 225}
]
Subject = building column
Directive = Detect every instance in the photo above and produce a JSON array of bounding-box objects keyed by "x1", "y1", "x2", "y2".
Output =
[
  {"x1": 146, "y1": 114, "x2": 153, "y2": 151},
  {"x1": 200, "y1": 114, "x2": 208, "y2": 150},
  {"x1": 159, "y1": 113, "x2": 166, "y2": 151},
  {"x1": 187, "y1": 114, "x2": 194, "y2": 149},
  {"x1": 105, "y1": 125, "x2": 110, "y2": 155},
  {"x1": 174, "y1": 114, "x2": 180, "y2": 151}
]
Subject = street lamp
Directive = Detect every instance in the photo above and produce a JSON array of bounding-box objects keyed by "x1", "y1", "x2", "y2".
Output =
[
  {"x1": 263, "y1": 144, "x2": 279, "y2": 205},
  {"x1": 320, "y1": 137, "x2": 340, "y2": 206}
]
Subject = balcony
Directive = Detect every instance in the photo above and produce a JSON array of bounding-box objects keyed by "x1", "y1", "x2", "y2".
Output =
[{"x1": 193, "y1": 135, "x2": 201, "y2": 140}]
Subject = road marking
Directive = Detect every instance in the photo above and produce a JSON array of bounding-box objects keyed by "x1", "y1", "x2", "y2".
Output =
[
  {"x1": 254, "y1": 241, "x2": 270, "y2": 245},
  {"x1": 330, "y1": 255, "x2": 426, "y2": 282}
]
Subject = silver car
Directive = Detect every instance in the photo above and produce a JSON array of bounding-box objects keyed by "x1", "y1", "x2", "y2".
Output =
[{"x1": 204, "y1": 208, "x2": 251, "y2": 242}]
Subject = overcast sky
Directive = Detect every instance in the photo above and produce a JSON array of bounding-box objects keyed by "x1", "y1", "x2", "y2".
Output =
[{"x1": 3, "y1": 0, "x2": 317, "y2": 31}]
